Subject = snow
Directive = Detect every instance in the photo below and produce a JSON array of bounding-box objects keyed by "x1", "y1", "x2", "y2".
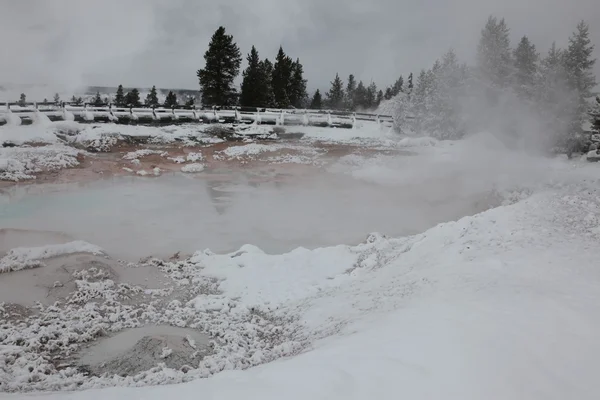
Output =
[
  {"x1": 0, "y1": 144, "x2": 81, "y2": 181},
  {"x1": 8, "y1": 182, "x2": 600, "y2": 398},
  {"x1": 220, "y1": 143, "x2": 280, "y2": 158},
  {"x1": 3, "y1": 126, "x2": 600, "y2": 398},
  {"x1": 122, "y1": 149, "x2": 168, "y2": 160},
  {"x1": 0, "y1": 241, "x2": 104, "y2": 273},
  {"x1": 186, "y1": 152, "x2": 203, "y2": 162},
  {"x1": 180, "y1": 163, "x2": 205, "y2": 173}
]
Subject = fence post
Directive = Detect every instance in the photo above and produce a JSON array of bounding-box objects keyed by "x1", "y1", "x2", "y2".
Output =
[
  {"x1": 254, "y1": 109, "x2": 261, "y2": 125},
  {"x1": 62, "y1": 102, "x2": 75, "y2": 121},
  {"x1": 302, "y1": 110, "x2": 309, "y2": 126},
  {"x1": 352, "y1": 112, "x2": 356, "y2": 129},
  {"x1": 213, "y1": 107, "x2": 220, "y2": 122},
  {"x1": 192, "y1": 106, "x2": 199, "y2": 121},
  {"x1": 234, "y1": 108, "x2": 240, "y2": 123},
  {"x1": 327, "y1": 111, "x2": 333, "y2": 126}
]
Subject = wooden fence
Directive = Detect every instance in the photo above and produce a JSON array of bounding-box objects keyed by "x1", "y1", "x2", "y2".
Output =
[{"x1": 0, "y1": 102, "x2": 394, "y2": 129}]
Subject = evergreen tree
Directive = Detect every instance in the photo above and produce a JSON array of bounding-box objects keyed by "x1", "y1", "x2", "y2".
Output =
[
  {"x1": 310, "y1": 89, "x2": 323, "y2": 109},
  {"x1": 92, "y1": 91, "x2": 103, "y2": 106},
  {"x1": 477, "y1": 16, "x2": 512, "y2": 87},
  {"x1": 272, "y1": 47, "x2": 293, "y2": 108},
  {"x1": 240, "y1": 46, "x2": 264, "y2": 106},
  {"x1": 125, "y1": 88, "x2": 141, "y2": 107},
  {"x1": 326, "y1": 73, "x2": 345, "y2": 110},
  {"x1": 376, "y1": 90, "x2": 384, "y2": 106},
  {"x1": 260, "y1": 59, "x2": 276, "y2": 107},
  {"x1": 115, "y1": 85, "x2": 125, "y2": 107},
  {"x1": 164, "y1": 91, "x2": 179, "y2": 108},
  {"x1": 71, "y1": 95, "x2": 77, "y2": 104},
  {"x1": 197, "y1": 26, "x2": 242, "y2": 106},
  {"x1": 53, "y1": 93, "x2": 61, "y2": 104},
  {"x1": 391, "y1": 76, "x2": 404, "y2": 96},
  {"x1": 564, "y1": 21, "x2": 597, "y2": 105},
  {"x1": 591, "y1": 96, "x2": 600, "y2": 132},
  {"x1": 18, "y1": 93, "x2": 26, "y2": 107},
  {"x1": 185, "y1": 97, "x2": 195, "y2": 107},
  {"x1": 354, "y1": 81, "x2": 367, "y2": 109},
  {"x1": 407, "y1": 73, "x2": 414, "y2": 91},
  {"x1": 384, "y1": 87, "x2": 393, "y2": 100},
  {"x1": 345, "y1": 74, "x2": 357, "y2": 109},
  {"x1": 513, "y1": 36, "x2": 539, "y2": 99},
  {"x1": 289, "y1": 58, "x2": 308, "y2": 108},
  {"x1": 145, "y1": 85, "x2": 159, "y2": 107},
  {"x1": 74, "y1": 97, "x2": 83, "y2": 106},
  {"x1": 366, "y1": 82, "x2": 378, "y2": 109},
  {"x1": 43, "y1": 98, "x2": 48, "y2": 103}
]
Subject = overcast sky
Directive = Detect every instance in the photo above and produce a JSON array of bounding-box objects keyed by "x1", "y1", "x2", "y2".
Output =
[{"x1": 1, "y1": 0, "x2": 599, "y2": 95}]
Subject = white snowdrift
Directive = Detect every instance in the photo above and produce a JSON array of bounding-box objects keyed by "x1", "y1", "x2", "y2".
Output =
[
  {"x1": 0, "y1": 241, "x2": 105, "y2": 273},
  {"x1": 181, "y1": 163, "x2": 205, "y2": 173},
  {"x1": 0, "y1": 145, "x2": 81, "y2": 181}
]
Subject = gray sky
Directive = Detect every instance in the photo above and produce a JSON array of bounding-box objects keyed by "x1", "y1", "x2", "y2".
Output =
[{"x1": 1, "y1": 0, "x2": 599, "y2": 95}]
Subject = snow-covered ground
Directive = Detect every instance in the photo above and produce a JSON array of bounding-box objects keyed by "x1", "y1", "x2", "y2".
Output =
[{"x1": 1, "y1": 124, "x2": 600, "y2": 398}]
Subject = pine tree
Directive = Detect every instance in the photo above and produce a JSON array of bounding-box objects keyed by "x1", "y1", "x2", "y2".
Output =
[
  {"x1": 272, "y1": 47, "x2": 293, "y2": 108},
  {"x1": 125, "y1": 88, "x2": 141, "y2": 107},
  {"x1": 513, "y1": 36, "x2": 539, "y2": 99},
  {"x1": 354, "y1": 81, "x2": 367, "y2": 109},
  {"x1": 376, "y1": 90, "x2": 384, "y2": 106},
  {"x1": 164, "y1": 91, "x2": 179, "y2": 108},
  {"x1": 565, "y1": 21, "x2": 597, "y2": 104},
  {"x1": 289, "y1": 59, "x2": 308, "y2": 108},
  {"x1": 310, "y1": 89, "x2": 323, "y2": 109},
  {"x1": 184, "y1": 97, "x2": 195, "y2": 107},
  {"x1": 115, "y1": 85, "x2": 125, "y2": 107},
  {"x1": 591, "y1": 96, "x2": 600, "y2": 133},
  {"x1": 92, "y1": 91, "x2": 103, "y2": 106},
  {"x1": 53, "y1": 93, "x2": 61, "y2": 105},
  {"x1": 18, "y1": 93, "x2": 26, "y2": 107},
  {"x1": 477, "y1": 16, "x2": 512, "y2": 87},
  {"x1": 345, "y1": 74, "x2": 357, "y2": 109},
  {"x1": 366, "y1": 82, "x2": 378, "y2": 109},
  {"x1": 145, "y1": 85, "x2": 159, "y2": 107},
  {"x1": 326, "y1": 73, "x2": 345, "y2": 110},
  {"x1": 197, "y1": 26, "x2": 242, "y2": 106},
  {"x1": 391, "y1": 76, "x2": 404, "y2": 96},
  {"x1": 407, "y1": 73, "x2": 414, "y2": 92},
  {"x1": 75, "y1": 97, "x2": 83, "y2": 105},
  {"x1": 260, "y1": 59, "x2": 276, "y2": 107},
  {"x1": 384, "y1": 87, "x2": 393, "y2": 100},
  {"x1": 240, "y1": 46, "x2": 264, "y2": 106}
]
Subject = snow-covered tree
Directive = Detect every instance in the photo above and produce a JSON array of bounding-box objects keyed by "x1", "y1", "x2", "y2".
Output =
[
  {"x1": 197, "y1": 26, "x2": 242, "y2": 106},
  {"x1": 53, "y1": 93, "x2": 61, "y2": 105},
  {"x1": 377, "y1": 89, "x2": 384, "y2": 106},
  {"x1": 18, "y1": 93, "x2": 26, "y2": 106},
  {"x1": 564, "y1": 21, "x2": 597, "y2": 113},
  {"x1": 407, "y1": 73, "x2": 414, "y2": 92},
  {"x1": 591, "y1": 96, "x2": 600, "y2": 133},
  {"x1": 477, "y1": 16, "x2": 512, "y2": 87},
  {"x1": 513, "y1": 36, "x2": 539, "y2": 99},
  {"x1": 326, "y1": 73, "x2": 345, "y2": 110},
  {"x1": 145, "y1": 85, "x2": 159, "y2": 107},
  {"x1": 354, "y1": 81, "x2": 367, "y2": 109}
]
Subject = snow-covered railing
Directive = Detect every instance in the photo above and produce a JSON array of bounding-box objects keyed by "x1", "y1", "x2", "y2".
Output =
[{"x1": 0, "y1": 102, "x2": 394, "y2": 129}]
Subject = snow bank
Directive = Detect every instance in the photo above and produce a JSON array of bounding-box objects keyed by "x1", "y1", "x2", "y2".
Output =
[
  {"x1": 181, "y1": 163, "x2": 205, "y2": 173},
  {"x1": 123, "y1": 149, "x2": 168, "y2": 160},
  {"x1": 0, "y1": 144, "x2": 81, "y2": 181},
  {"x1": 220, "y1": 143, "x2": 281, "y2": 159},
  {"x1": 0, "y1": 241, "x2": 104, "y2": 273}
]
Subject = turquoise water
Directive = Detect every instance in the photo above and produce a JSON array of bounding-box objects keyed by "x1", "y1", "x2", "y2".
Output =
[{"x1": 1, "y1": 172, "x2": 491, "y2": 260}]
